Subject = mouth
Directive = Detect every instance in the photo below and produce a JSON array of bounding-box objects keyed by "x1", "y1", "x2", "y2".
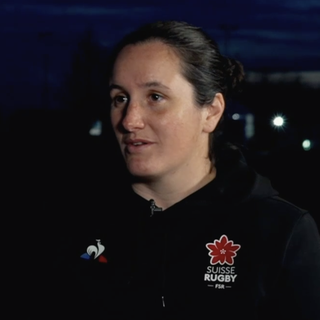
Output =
[
  {"x1": 123, "y1": 139, "x2": 153, "y2": 153},
  {"x1": 131, "y1": 142, "x2": 145, "y2": 146}
]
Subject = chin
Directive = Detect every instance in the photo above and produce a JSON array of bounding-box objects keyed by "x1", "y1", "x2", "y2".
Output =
[{"x1": 127, "y1": 164, "x2": 159, "y2": 181}]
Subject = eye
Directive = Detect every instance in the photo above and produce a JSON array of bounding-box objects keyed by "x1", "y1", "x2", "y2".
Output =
[
  {"x1": 149, "y1": 93, "x2": 163, "y2": 102},
  {"x1": 112, "y1": 95, "x2": 128, "y2": 107}
]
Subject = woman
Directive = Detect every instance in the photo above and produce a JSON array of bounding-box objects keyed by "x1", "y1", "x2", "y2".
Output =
[
  {"x1": 51, "y1": 21, "x2": 320, "y2": 319},
  {"x1": 109, "y1": 24, "x2": 225, "y2": 210}
]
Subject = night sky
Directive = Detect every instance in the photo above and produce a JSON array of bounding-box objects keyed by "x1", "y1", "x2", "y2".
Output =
[{"x1": 1, "y1": 0, "x2": 320, "y2": 117}]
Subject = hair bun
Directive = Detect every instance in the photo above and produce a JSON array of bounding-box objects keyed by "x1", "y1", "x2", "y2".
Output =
[{"x1": 223, "y1": 57, "x2": 245, "y2": 98}]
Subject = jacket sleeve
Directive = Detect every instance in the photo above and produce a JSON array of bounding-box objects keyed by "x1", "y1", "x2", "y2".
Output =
[{"x1": 282, "y1": 212, "x2": 320, "y2": 319}]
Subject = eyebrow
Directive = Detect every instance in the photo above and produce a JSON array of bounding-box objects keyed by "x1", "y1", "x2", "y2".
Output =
[
  {"x1": 109, "y1": 84, "x2": 123, "y2": 92},
  {"x1": 109, "y1": 81, "x2": 170, "y2": 92},
  {"x1": 143, "y1": 81, "x2": 170, "y2": 90}
]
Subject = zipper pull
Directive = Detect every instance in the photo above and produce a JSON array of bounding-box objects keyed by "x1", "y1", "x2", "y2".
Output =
[
  {"x1": 162, "y1": 295, "x2": 166, "y2": 308},
  {"x1": 150, "y1": 199, "x2": 163, "y2": 217}
]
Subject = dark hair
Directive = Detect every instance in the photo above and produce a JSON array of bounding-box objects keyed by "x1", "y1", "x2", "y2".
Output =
[{"x1": 108, "y1": 20, "x2": 245, "y2": 162}]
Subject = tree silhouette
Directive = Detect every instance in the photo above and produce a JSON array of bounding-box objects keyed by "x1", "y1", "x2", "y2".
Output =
[{"x1": 61, "y1": 28, "x2": 110, "y2": 134}]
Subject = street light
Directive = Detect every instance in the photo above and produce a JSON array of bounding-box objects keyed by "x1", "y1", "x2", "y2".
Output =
[
  {"x1": 302, "y1": 139, "x2": 312, "y2": 151},
  {"x1": 272, "y1": 115, "x2": 285, "y2": 127}
]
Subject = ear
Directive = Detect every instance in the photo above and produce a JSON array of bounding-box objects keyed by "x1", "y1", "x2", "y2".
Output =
[{"x1": 202, "y1": 93, "x2": 225, "y2": 133}]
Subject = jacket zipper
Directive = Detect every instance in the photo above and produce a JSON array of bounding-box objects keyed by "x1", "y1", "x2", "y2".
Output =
[
  {"x1": 161, "y1": 230, "x2": 167, "y2": 308},
  {"x1": 162, "y1": 295, "x2": 166, "y2": 307},
  {"x1": 150, "y1": 199, "x2": 163, "y2": 217},
  {"x1": 149, "y1": 199, "x2": 166, "y2": 308}
]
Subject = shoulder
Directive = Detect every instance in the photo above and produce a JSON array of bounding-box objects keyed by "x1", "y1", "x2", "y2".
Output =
[
  {"x1": 225, "y1": 193, "x2": 318, "y2": 255},
  {"x1": 250, "y1": 195, "x2": 308, "y2": 221},
  {"x1": 242, "y1": 195, "x2": 311, "y2": 238}
]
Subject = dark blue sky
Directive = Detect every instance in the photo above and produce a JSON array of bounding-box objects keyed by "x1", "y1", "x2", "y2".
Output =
[{"x1": 1, "y1": 0, "x2": 320, "y2": 117}]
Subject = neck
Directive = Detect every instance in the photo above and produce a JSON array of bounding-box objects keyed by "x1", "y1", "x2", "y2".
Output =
[{"x1": 131, "y1": 161, "x2": 216, "y2": 210}]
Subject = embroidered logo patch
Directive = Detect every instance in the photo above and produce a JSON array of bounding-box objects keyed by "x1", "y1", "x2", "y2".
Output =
[
  {"x1": 80, "y1": 239, "x2": 108, "y2": 263},
  {"x1": 204, "y1": 235, "x2": 241, "y2": 289},
  {"x1": 206, "y1": 235, "x2": 241, "y2": 265}
]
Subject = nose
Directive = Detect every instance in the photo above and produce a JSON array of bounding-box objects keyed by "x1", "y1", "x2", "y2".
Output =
[{"x1": 121, "y1": 101, "x2": 145, "y2": 132}]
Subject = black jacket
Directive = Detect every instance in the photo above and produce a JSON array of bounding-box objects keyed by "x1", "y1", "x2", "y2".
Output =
[{"x1": 12, "y1": 148, "x2": 320, "y2": 319}]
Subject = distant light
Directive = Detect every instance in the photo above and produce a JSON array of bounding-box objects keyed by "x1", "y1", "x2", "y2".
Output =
[
  {"x1": 232, "y1": 113, "x2": 240, "y2": 120},
  {"x1": 89, "y1": 120, "x2": 102, "y2": 136},
  {"x1": 272, "y1": 115, "x2": 285, "y2": 127},
  {"x1": 245, "y1": 113, "x2": 255, "y2": 139},
  {"x1": 302, "y1": 139, "x2": 312, "y2": 151}
]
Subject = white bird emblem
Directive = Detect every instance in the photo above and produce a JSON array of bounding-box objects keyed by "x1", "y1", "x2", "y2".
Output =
[{"x1": 86, "y1": 239, "x2": 105, "y2": 259}]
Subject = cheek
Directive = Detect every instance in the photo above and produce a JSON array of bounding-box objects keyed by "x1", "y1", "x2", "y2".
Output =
[
  {"x1": 157, "y1": 114, "x2": 183, "y2": 137},
  {"x1": 157, "y1": 116, "x2": 199, "y2": 147},
  {"x1": 110, "y1": 111, "x2": 121, "y2": 134},
  {"x1": 170, "y1": 109, "x2": 203, "y2": 138}
]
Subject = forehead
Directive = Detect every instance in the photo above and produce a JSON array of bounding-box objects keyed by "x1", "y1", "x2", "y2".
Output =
[
  {"x1": 112, "y1": 41, "x2": 184, "y2": 82},
  {"x1": 116, "y1": 40, "x2": 180, "y2": 62}
]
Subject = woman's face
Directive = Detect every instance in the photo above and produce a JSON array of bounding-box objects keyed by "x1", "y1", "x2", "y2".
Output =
[{"x1": 110, "y1": 41, "x2": 221, "y2": 181}]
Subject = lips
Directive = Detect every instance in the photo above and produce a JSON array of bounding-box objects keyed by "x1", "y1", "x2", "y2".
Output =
[
  {"x1": 130, "y1": 141, "x2": 145, "y2": 146},
  {"x1": 123, "y1": 138, "x2": 154, "y2": 153}
]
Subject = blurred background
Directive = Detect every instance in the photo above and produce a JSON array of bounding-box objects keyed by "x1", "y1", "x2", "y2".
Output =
[{"x1": 1, "y1": 0, "x2": 319, "y2": 227}]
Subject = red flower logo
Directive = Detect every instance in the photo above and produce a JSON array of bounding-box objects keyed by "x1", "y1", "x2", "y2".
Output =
[{"x1": 206, "y1": 235, "x2": 241, "y2": 265}]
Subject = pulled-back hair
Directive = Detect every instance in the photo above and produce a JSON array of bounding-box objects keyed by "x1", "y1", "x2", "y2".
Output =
[{"x1": 108, "y1": 20, "x2": 245, "y2": 162}]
